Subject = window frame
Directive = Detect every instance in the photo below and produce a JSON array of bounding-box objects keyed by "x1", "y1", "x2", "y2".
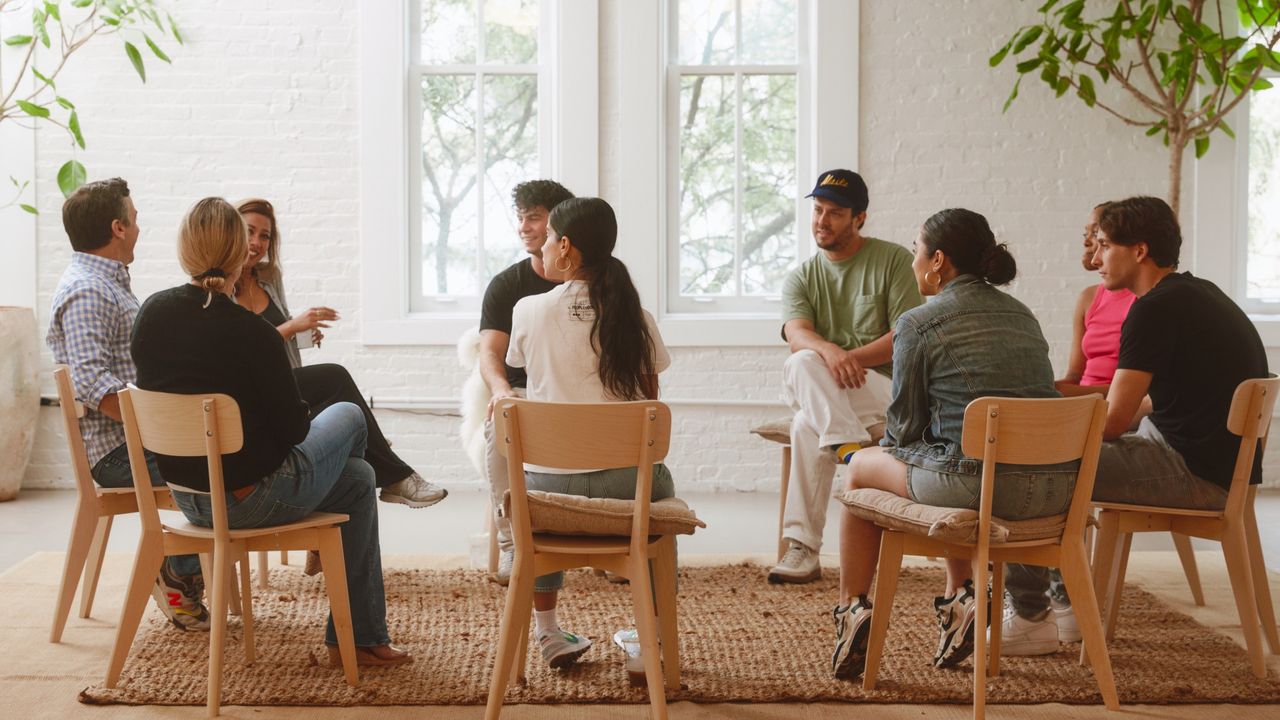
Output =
[
  {"x1": 1234, "y1": 67, "x2": 1280, "y2": 318},
  {"x1": 359, "y1": 0, "x2": 598, "y2": 345}
]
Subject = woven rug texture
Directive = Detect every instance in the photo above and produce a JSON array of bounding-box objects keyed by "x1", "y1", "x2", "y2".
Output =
[{"x1": 79, "y1": 563, "x2": 1280, "y2": 706}]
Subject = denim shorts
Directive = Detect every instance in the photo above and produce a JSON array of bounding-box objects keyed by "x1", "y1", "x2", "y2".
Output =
[{"x1": 905, "y1": 463, "x2": 1077, "y2": 521}]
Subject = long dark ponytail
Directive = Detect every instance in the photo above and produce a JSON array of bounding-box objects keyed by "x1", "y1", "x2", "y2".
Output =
[{"x1": 549, "y1": 197, "x2": 657, "y2": 400}]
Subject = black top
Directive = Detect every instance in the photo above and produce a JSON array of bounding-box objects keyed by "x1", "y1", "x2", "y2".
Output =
[
  {"x1": 261, "y1": 294, "x2": 288, "y2": 328},
  {"x1": 479, "y1": 257, "x2": 558, "y2": 388},
  {"x1": 131, "y1": 284, "x2": 310, "y2": 492},
  {"x1": 1117, "y1": 272, "x2": 1268, "y2": 490}
]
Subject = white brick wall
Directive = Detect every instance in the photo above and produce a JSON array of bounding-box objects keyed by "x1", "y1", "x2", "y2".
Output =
[{"x1": 19, "y1": 0, "x2": 1280, "y2": 491}]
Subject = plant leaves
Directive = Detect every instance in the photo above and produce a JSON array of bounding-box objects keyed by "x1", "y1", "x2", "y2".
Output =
[
  {"x1": 57, "y1": 160, "x2": 87, "y2": 198},
  {"x1": 1013, "y1": 26, "x2": 1044, "y2": 54},
  {"x1": 69, "y1": 111, "x2": 85, "y2": 149},
  {"x1": 124, "y1": 41, "x2": 146, "y2": 82},
  {"x1": 1194, "y1": 135, "x2": 1210, "y2": 158},
  {"x1": 3, "y1": 34, "x2": 32, "y2": 46},
  {"x1": 16, "y1": 100, "x2": 50, "y2": 118},
  {"x1": 44, "y1": 2, "x2": 60, "y2": 22},
  {"x1": 1219, "y1": 119, "x2": 1235, "y2": 140},
  {"x1": 990, "y1": 36, "x2": 1015, "y2": 67},
  {"x1": 1002, "y1": 77, "x2": 1023, "y2": 113},
  {"x1": 70, "y1": 0, "x2": 92, "y2": 7},
  {"x1": 32, "y1": 68, "x2": 55, "y2": 88},
  {"x1": 20, "y1": 204, "x2": 38, "y2": 215},
  {"x1": 55, "y1": 96, "x2": 74, "y2": 109},
  {"x1": 1077, "y1": 74, "x2": 1096, "y2": 106},
  {"x1": 168, "y1": 13, "x2": 184, "y2": 45},
  {"x1": 144, "y1": 35, "x2": 171, "y2": 63},
  {"x1": 1015, "y1": 57, "x2": 1044, "y2": 73}
]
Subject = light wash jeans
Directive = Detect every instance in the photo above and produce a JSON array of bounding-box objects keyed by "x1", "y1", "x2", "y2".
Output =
[
  {"x1": 527, "y1": 464, "x2": 675, "y2": 592},
  {"x1": 172, "y1": 403, "x2": 389, "y2": 647},
  {"x1": 93, "y1": 443, "x2": 201, "y2": 577}
]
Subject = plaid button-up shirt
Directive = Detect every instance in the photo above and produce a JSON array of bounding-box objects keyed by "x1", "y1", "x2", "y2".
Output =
[{"x1": 47, "y1": 252, "x2": 140, "y2": 467}]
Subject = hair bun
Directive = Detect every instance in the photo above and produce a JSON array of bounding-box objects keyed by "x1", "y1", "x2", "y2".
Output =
[{"x1": 979, "y1": 242, "x2": 1017, "y2": 285}]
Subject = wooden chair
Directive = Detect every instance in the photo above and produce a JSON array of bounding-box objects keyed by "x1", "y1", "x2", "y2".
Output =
[
  {"x1": 845, "y1": 395, "x2": 1117, "y2": 720},
  {"x1": 1089, "y1": 377, "x2": 1280, "y2": 679},
  {"x1": 49, "y1": 365, "x2": 181, "y2": 642},
  {"x1": 107, "y1": 386, "x2": 359, "y2": 716},
  {"x1": 486, "y1": 399, "x2": 688, "y2": 720}
]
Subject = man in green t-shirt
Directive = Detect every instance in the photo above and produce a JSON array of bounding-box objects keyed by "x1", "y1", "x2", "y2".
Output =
[{"x1": 769, "y1": 169, "x2": 923, "y2": 584}]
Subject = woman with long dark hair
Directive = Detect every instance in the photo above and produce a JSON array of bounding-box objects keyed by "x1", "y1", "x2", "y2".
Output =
[
  {"x1": 506, "y1": 196, "x2": 672, "y2": 671},
  {"x1": 829, "y1": 209, "x2": 1077, "y2": 681}
]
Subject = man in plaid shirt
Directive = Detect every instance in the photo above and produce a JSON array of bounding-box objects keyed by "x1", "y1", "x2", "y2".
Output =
[{"x1": 48, "y1": 178, "x2": 210, "y2": 631}]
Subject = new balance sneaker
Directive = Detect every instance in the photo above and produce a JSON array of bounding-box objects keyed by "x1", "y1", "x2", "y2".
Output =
[
  {"x1": 379, "y1": 473, "x2": 448, "y2": 508},
  {"x1": 152, "y1": 561, "x2": 211, "y2": 631},
  {"x1": 832, "y1": 597, "x2": 874, "y2": 680},
  {"x1": 538, "y1": 628, "x2": 592, "y2": 668},
  {"x1": 833, "y1": 442, "x2": 862, "y2": 464},
  {"x1": 994, "y1": 604, "x2": 1060, "y2": 656},
  {"x1": 933, "y1": 579, "x2": 979, "y2": 668},
  {"x1": 1051, "y1": 597, "x2": 1081, "y2": 643},
  {"x1": 490, "y1": 548, "x2": 513, "y2": 586},
  {"x1": 613, "y1": 628, "x2": 645, "y2": 686},
  {"x1": 768, "y1": 541, "x2": 821, "y2": 584}
]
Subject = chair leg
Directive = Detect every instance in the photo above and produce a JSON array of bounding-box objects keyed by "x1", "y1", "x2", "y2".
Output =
[
  {"x1": 653, "y1": 537, "x2": 682, "y2": 689},
  {"x1": 207, "y1": 546, "x2": 232, "y2": 717},
  {"x1": 280, "y1": 550, "x2": 289, "y2": 566},
  {"x1": 486, "y1": 555, "x2": 534, "y2": 720},
  {"x1": 777, "y1": 445, "x2": 791, "y2": 562},
  {"x1": 509, "y1": 578, "x2": 534, "y2": 686},
  {"x1": 106, "y1": 539, "x2": 166, "y2": 687},
  {"x1": 972, "y1": 554, "x2": 989, "y2": 720},
  {"x1": 226, "y1": 561, "x2": 243, "y2": 618},
  {"x1": 863, "y1": 531, "x2": 904, "y2": 691},
  {"x1": 629, "y1": 553, "x2": 668, "y2": 720},
  {"x1": 1083, "y1": 511, "x2": 1120, "y2": 666},
  {"x1": 1059, "y1": 540, "x2": 1120, "y2": 710},
  {"x1": 1104, "y1": 532, "x2": 1133, "y2": 643},
  {"x1": 487, "y1": 503, "x2": 500, "y2": 575},
  {"x1": 257, "y1": 551, "x2": 270, "y2": 590},
  {"x1": 80, "y1": 514, "x2": 114, "y2": 620},
  {"x1": 50, "y1": 505, "x2": 101, "y2": 642},
  {"x1": 1245, "y1": 492, "x2": 1280, "y2": 655},
  {"x1": 239, "y1": 548, "x2": 256, "y2": 665},
  {"x1": 1222, "y1": 522, "x2": 1267, "y2": 679},
  {"x1": 319, "y1": 529, "x2": 359, "y2": 686},
  {"x1": 989, "y1": 562, "x2": 1004, "y2": 677},
  {"x1": 1172, "y1": 532, "x2": 1206, "y2": 607}
]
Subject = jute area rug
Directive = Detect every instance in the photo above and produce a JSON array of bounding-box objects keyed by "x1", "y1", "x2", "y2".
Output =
[{"x1": 80, "y1": 563, "x2": 1280, "y2": 707}]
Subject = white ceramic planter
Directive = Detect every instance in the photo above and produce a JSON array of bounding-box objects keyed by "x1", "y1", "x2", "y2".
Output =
[{"x1": 0, "y1": 306, "x2": 39, "y2": 501}]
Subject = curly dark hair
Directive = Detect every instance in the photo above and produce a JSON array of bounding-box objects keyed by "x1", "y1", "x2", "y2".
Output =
[
  {"x1": 512, "y1": 180, "x2": 574, "y2": 213},
  {"x1": 62, "y1": 177, "x2": 131, "y2": 252},
  {"x1": 1097, "y1": 196, "x2": 1181, "y2": 269}
]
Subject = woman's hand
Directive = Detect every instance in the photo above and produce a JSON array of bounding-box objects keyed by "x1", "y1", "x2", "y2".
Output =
[{"x1": 287, "y1": 307, "x2": 338, "y2": 336}]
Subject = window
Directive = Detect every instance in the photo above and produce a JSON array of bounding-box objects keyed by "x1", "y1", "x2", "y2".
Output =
[
  {"x1": 412, "y1": 0, "x2": 546, "y2": 312},
  {"x1": 666, "y1": 0, "x2": 806, "y2": 314},
  {"x1": 359, "y1": 0, "x2": 596, "y2": 344},
  {"x1": 1243, "y1": 79, "x2": 1280, "y2": 312}
]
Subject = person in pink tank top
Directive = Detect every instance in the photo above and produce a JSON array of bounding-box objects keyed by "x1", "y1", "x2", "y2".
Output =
[{"x1": 1056, "y1": 202, "x2": 1135, "y2": 396}]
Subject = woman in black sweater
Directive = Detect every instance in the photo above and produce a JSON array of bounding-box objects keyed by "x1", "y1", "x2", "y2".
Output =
[{"x1": 131, "y1": 197, "x2": 411, "y2": 667}]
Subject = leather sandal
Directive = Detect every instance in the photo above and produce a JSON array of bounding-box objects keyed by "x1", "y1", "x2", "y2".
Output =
[{"x1": 327, "y1": 643, "x2": 414, "y2": 668}]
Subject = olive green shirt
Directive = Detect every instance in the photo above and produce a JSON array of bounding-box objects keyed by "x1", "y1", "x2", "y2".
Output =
[{"x1": 781, "y1": 237, "x2": 923, "y2": 378}]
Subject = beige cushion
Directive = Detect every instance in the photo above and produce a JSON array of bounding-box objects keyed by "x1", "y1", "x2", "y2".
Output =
[
  {"x1": 750, "y1": 416, "x2": 885, "y2": 447},
  {"x1": 504, "y1": 490, "x2": 706, "y2": 537},
  {"x1": 836, "y1": 488, "x2": 1067, "y2": 544}
]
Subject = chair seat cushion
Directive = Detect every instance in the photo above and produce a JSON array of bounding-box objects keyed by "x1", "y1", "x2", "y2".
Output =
[
  {"x1": 836, "y1": 488, "x2": 1066, "y2": 544},
  {"x1": 504, "y1": 491, "x2": 706, "y2": 537},
  {"x1": 749, "y1": 416, "x2": 885, "y2": 447}
]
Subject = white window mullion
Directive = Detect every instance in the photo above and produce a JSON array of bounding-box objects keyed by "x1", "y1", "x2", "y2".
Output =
[
  {"x1": 734, "y1": 70, "x2": 744, "y2": 297},
  {"x1": 474, "y1": 70, "x2": 486, "y2": 297}
]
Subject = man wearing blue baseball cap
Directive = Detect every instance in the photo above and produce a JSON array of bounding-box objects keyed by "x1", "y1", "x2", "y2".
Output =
[{"x1": 769, "y1": 169, "x2": 923, "y2": 584}]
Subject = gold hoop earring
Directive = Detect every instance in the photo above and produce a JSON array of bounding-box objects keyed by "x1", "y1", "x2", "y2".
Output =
[
  {"x1": 923, "y1": 270, "x2": 941, "y2": 288},
  {"x1": 554, "y1": 255, "x2": 572, "y2": 273}
]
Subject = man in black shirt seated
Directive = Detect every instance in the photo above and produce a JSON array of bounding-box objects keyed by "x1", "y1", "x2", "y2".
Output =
[
  {"x1": 478, "y1": 179, "x2": 574, "y2": 584},
  {"x1": 1003, "y1": 196, "x2": 1268, "y2": 655}
]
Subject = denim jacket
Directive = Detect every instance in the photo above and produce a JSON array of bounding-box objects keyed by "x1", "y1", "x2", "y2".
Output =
[{"x1": 884, "y1": 274, "x2": 1067, "y2": 476}]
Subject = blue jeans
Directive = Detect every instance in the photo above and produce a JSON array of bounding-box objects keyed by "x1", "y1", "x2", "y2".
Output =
[
  {"x1": 93, "y1": 443, "x2": 201, "y2": 577},
  {"x1": 526, "y1": 464, "x2": 675, "y2": 592},
  {"x1": 172, "y1": 403, "x2": 389, "y2": 647}
]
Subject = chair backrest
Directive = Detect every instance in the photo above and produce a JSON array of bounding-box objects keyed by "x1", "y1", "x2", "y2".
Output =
[
  {"x1": 960, "y1": 395, "x2": 1107, "y2": 547},
  {"x1": 1222, "y1": 376, "x2": 1280, "y2": 517},
  {"x1": 117, "y1": 386, "x2": 243, "y2": 541},
  {"x1": 52, "y1": 365, "x2": 98, "y2": 503},
  {"x1": 494, "y1": 399, "x2": 672, "y2": 551}
]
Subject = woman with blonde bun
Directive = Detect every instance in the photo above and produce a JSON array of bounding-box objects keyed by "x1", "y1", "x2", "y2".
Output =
[{"x1": 131, "y1": 197, "x2": 411, "y2": 667}]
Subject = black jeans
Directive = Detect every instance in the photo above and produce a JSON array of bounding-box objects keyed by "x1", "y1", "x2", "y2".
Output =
[{"x1": 293, "y1": 363, "x2": 414, "y2": 488}]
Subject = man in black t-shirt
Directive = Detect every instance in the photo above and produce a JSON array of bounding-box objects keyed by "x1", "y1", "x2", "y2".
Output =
[
  {"x1": 479, "y1": 179, "x2": 574, "y2": 584},
  {"x1": 1004, "y1": 196, "x2": 1268, "y2": 655}
]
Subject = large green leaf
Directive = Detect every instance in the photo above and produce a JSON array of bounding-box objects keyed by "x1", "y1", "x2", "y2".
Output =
[
  {"x1": 1077, "y1": 73, "x2": 1096, "y2": 106},
  {"x1": 57, "y1": 160, "x2": 87, "y2": 198},
  {"x1": 1013, "y1": 25, "x2": 1044, "y2": 53},
  {"x1": 1194, "y1": 135, "x2": 1210, "y2": 158},
  {"x1": 144, "y1": 35, "x2": 171, "y2": 63},
  {"x1": 3, "y1": 34, "x2": 32, "y2": 46},
  {"x1": 20, "y1": 204, "x2": 38, "y2": 215},
  {"x1": 16, "y1": 100, "x2": 50, "y2": 118},
  {"x1": 69, "y1": 111, "x2": 85, "y2": 149},
  {"x1": 124, "y1": 41, "x2": 146, "y2": 82}
]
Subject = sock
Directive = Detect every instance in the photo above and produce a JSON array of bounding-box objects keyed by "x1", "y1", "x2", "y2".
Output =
[
  {"x1": 832, "y1": 442, "x2": 861, "y2": 463},
  {"x1": 534, "y1": 608, "x2": 559, "y2": 636}
]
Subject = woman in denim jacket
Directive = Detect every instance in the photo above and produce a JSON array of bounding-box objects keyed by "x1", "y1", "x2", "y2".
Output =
[{"x1": 830, "y1": 208, "x2": 1075, "y2": 682}]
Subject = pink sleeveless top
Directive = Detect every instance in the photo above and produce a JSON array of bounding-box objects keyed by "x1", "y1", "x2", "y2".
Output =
[{"x1": 1080, "y1": 285, "x2": 1136, "y2": 386}]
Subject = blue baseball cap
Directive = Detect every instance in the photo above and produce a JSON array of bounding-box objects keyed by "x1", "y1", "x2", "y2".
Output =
[{"x1": 806, "y1": 169, "x2": 869, "y2": 213}]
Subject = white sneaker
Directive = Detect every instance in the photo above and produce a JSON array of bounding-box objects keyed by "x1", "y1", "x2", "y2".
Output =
[
  {"x1": 994, "y1": 605, "x2": 1060, "y2": 656},
  {"x1": 613, "y1": 628, "x2": 645, "y2": 686},
  {"x1": 491, "y1": 548, "x2": 513, "y2": 586},
  {"x1": 538, "y1": 628, "x2": 592, "y2": 668},
  {"x1": 768, "y1": 541, "x2": 821, "y2": 584},
  {"x1": 379, "y1": 473, "x2": 448, "y2": 508},
  {"x1": 1051, "y1": 598, "x2": 1081, "y2": 643}
]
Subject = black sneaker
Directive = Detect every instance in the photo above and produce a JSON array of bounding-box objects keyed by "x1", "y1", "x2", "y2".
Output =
[
  {"x1": 151, "y1": 560, "x2": 211, "y2": 631},
  {"x1": 831, "y1": 596, "x2": 873, "y2": 680},
  {"x1": 933, "y1": 579, "x2": 979, "y2": 668}
]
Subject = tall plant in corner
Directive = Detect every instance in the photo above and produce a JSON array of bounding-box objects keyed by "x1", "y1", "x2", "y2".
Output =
[
  {"x1": 991, "y1": 0, "x2": 1280, "y2": 217},
  {"x1": 0, "y1": 0, "x2": 181, "y2": 211}
]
